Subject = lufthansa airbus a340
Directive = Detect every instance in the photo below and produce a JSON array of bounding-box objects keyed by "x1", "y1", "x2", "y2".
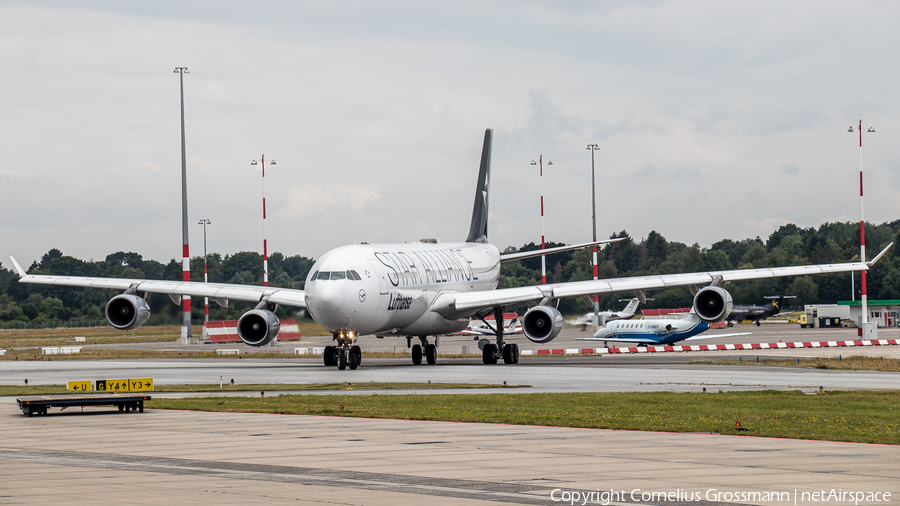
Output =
[{"x1": 10, "y1": 129, "x2": 892, "y2": 370}]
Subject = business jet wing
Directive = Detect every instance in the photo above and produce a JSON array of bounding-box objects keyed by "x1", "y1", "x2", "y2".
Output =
[
  {"x1": 681, "y1": 332, "x2": 752, "y2": 341},
  {"x1": 448, "y1": 243, "x2": 892, "y2": 314},
  {"x1": 8, "y1": 257, "x2": 306, "y2": 308}
]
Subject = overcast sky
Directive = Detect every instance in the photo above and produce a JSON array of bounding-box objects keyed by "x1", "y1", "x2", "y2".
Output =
[{"x1": 2, "y1": 1, "x2": 899, "y2": 267}]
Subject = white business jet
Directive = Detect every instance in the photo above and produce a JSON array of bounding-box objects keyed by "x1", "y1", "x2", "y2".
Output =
[
  {"x1": 578, "y1": 309, "x2": 752, "y2": 347},
  {"x1": 10, "y1": 129, "x2": 892, "y2": 371}
]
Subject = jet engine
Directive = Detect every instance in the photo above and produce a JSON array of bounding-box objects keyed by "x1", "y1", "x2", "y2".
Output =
[
  {"x1": 105, "y1": 294, "x2": 151, "y2": 331},
  {"x1": 693, "y1": 286, "x2": 733, "y2": 324},
  {"x1": 237, "y1": 309, "x2": 281, "y2": 346},
  {"x1": 522, "y1": 305, "x2": 563, "y2": 343}
]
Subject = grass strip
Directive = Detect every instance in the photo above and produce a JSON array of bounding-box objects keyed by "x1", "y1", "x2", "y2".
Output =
[
  {"x1": 0, "y1": 382, "x2": 524, "y2": 397},
  {"x1": 691, "y1": 355, "x2": 900, "y2": 372},
  {"x1": 0, "y1": 335, "x2": 177, "y2": 348},
  {"x1": 146, "y1": 390, "x2": 900, "y2": 445}
]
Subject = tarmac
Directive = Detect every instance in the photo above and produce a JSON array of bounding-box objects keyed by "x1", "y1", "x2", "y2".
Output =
[
  {"x1": 1, "y1": 323, "x2": 899, "y2": 505},
  {"x1": 2, "y1": 404, "x2": 898, "y2": 506}
]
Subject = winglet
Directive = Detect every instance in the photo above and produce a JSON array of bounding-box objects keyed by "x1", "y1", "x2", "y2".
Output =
[
  {"x1": 9, "y1": 257, "x2": 27, "y2": 277},
  {"x1": 868, "y1": 242, "x2": 893, "y2": 266}
]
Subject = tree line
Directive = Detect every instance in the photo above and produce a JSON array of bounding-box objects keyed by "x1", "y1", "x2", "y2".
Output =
[{"x1": 1, "y1": 220, "x2": 898, "y2": 326}]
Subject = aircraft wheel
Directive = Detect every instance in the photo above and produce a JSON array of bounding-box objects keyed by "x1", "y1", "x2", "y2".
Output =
[
  {"x1": 482, "y1": 343, "x2": 497, "y2": 364},
  {"x1": 756, "y1": 320, "x2": 761, "y2": 327},
  {"x1": 351, "y1": 345, "x2": 362, "y2": 365},
  {"x1": 412, "y1": 344, "x2": 422, "y2": 365},
  {"x1": 511, "y1": 343, "x2": 520, "y2": 364},
  {"x1": 118, "y1": 404, "x2": 124, "y2": 412},
  {"x1": 349, "y1": 350, "x2": 359, "y2": 370},
  {"x1": 338, "y1": 349, "x2": 347, "y2": 370},
  {"x1": 425, "y1": 344, "x2": 437, "y2": 365},
  {"x1": 502, "y1": 344, "x2": 513, "y2": 363},
  {"x1": 324, "y1": 346, "x2": 336, "y2": 367}
]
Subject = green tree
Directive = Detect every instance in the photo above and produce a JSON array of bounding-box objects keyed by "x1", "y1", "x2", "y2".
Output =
[
  {"x1": 39, "y1": 248, "x2": 63, "y2": 270},
  {"x1": 788, "y1": 276, "x2": 819, "y2": 307}
]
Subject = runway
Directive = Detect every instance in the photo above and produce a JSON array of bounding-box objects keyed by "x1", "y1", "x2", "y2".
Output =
[
  {"x1": 3, "y1": 325, "x2": 899, "y2": 393},
  {"x1": 3, "y1": 357, "x2": 900, "y2": 393}
]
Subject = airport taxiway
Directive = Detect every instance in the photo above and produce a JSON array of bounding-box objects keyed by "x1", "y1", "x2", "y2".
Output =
[{"x1": 3, "y1": 325, "x2": 899, "y2": 393}]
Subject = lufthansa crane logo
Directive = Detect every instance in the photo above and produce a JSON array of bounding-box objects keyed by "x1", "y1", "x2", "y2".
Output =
[{"x1": 359, "y1": 289, "x2": 366, "y2": 303}]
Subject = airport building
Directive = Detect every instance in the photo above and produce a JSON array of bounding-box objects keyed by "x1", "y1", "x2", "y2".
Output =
[{"x1": 837, "y1": 300, "x2": 900, "y2": 328}]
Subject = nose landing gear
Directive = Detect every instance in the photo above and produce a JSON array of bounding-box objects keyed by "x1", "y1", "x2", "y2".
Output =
[{"x1": 325, "y1": 331, "x2": 361, "y2": 370}]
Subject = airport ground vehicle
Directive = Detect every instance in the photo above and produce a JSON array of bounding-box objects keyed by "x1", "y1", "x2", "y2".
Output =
[{"x1": 17, "y1": 393, "x2": 150, "y2": 416}]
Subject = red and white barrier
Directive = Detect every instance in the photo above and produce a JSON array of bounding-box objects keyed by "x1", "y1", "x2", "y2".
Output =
[
  {"x1": 205, "y1": 318, "x2": 302, "y2": 343},
  {"x1": 521, "y1": 339, "x2": 900, "y2": 356}
]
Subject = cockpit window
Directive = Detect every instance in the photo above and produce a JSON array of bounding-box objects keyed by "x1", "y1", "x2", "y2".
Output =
[{"x1": 314, "y1": 270, "x2": 361, "y2": 281}]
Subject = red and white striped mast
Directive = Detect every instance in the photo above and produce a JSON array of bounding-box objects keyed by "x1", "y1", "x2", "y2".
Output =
[
  {"x1": 252, "y1": 156, "x2": 275, "y2": 286},
  {"x1": 174, "y1": 66, "x2": 191, "y2": 340},
  {"x1": 587, "y1": 144, "x2": 600, "y2": 331},
  {"x1": 531, "y1": 156, "x2": 553, "y2": 284},
  {"x1": 851, "y1": 120, "x2": 875, "y2": 325}
]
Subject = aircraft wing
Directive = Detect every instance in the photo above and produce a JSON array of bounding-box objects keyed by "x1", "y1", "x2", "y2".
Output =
[
  {"x1": 682, "y1": 332, "x2": 752, "y2": 341},
  {"x1": 449, "y1": 245, "x2": 891, "y2": 314},
  {"x1": 9, "y1": 257, "x2": 307, "y2": 308},
  {"x1": 575, "y1": 332, "x2": 752, "y2": 343},
  {"x1": 499, "y1": 238, "x2": 624, "y2": 263},
  {"x1": 574, "y1": 336, "x2": 657, "y2": 344}
]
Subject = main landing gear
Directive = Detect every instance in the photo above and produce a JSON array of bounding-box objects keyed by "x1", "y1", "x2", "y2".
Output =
[
  {"x1": 478, "y1": 308, "x2": 519, "y2": 365},
  {"x1": 408, "y1": 336, "x2": 437, "y2": 365},
  {"x1": 324, "y1": 330, "x2": 361, "y2": 370}
]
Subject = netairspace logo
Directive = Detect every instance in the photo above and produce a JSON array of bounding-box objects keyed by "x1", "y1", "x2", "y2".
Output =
[{"x1": 549, "y1": 488, "x2": 893, "y2": 505}]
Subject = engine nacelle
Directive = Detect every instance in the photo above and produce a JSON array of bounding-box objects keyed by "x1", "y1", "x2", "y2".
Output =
[
  {"x1": 105, "y1": 294, "x2": 151, "y2": 331},
  {"x1": 693, "y1": 286, "x2": 733, "y2": 323},
  {"x1": 237, "y1": 309, "x2": 281, "y2": 347},
  {"x1": 522, "y1": 305, "x2": 564, "y2": 344}
]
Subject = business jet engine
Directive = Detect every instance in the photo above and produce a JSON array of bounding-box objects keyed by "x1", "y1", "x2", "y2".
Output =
[
  {"x1": 105, "y1": 294, "x2": 151, "y2": 331},
  {"x1": 693, "y1": 286, "x2": 734, "y2": 324},
  {"x1": 237, "y1": 309, "x2": 281, "y2": 346},
  {"x1": 522, "y1": 305, "x2": 564, "y2": 343}
]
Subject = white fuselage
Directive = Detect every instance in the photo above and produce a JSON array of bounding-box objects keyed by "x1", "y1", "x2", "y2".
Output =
[
  {"x1": 304, "y1": 241, "x2": 501, "y2": 337},
  {"x1": 591, "y1": 313, "x2": 710, "y2": 345}
]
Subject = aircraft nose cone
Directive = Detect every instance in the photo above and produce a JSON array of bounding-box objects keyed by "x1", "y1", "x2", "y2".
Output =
[{"x1": 307, "y1": 282, "x2": 349, "y2": 330}]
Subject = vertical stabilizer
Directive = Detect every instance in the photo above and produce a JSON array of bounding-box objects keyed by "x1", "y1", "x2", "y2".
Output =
[
  {"x1": 621, "y1": 298, "x2": 640, "y2": 315},
  {"x1": 466, "y1": 129, "x2": 492, "y2": 243}
]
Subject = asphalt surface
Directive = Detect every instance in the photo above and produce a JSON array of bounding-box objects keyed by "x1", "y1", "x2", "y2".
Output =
[
  {"x1": 2, "y1": 323, "x2": 898, "y2": 505},
  {"x1": 3, "y1": 324, "x2": 899, "y2": 393},
  {"x1": 2, "y1": 404, "x2": 898, "y2": 506}
]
